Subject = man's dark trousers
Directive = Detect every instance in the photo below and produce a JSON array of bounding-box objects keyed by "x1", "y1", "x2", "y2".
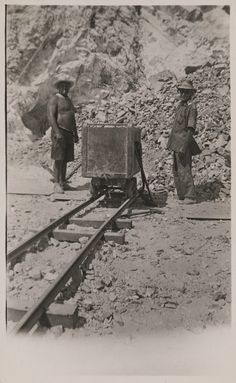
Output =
[{"x1": 173, "y1": 149, "x2": 196, "y2": 200}]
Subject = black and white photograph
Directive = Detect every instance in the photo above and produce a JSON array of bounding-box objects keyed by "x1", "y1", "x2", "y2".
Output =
[{"x1": 1, "y1": 1, "x2": 235, "y2": 379}]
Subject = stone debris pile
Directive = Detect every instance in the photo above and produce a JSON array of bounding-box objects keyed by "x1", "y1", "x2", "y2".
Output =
[{"x1": 80, "y1": 48, "x2": 230, "y2": 201}]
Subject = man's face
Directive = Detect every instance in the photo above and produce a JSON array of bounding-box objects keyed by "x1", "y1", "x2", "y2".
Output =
[
  {"x1": 58, "y1": 82, "x2": 70, "y2": 96},
  {"x1": 179, "y1": 88, "x2": 193, "y2": 102}
]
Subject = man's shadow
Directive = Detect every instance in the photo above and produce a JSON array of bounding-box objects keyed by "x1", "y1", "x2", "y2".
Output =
[{"x1": 195, "y1": 180, "x2": 226, "y2": 202}]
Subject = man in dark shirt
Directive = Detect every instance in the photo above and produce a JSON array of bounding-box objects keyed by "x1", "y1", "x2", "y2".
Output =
[
  {"x1": 47, "y1": 77, "x2": 78, "y2": 193},
  {"x1": 167, "y1": 79, "x2": 201, "y2": 204}
]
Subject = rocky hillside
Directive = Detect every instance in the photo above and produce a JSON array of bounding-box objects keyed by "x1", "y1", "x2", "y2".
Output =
[
  {"x1": 7, "y1": 6, "x2": 142, "y2": 127},
  {"x1": 6, "y1": 5, "x2": 230, "y2": 200}
]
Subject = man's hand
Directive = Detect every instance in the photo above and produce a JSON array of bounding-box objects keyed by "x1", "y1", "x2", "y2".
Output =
[
  {"x1": 179, "y1": 130, "x2": 193, "y2": 154},
  {"x1": 178, "y1": 147, "x2": 186, "y2": 155},
  {"x1": 55, "y1": 131, "x2": 63, "y2": 140},
  {"x1": 74, "y1": 135, "x2": 79, "y2": 143}
]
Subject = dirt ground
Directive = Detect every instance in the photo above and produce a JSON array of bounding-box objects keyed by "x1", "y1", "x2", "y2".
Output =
[{"x1": 6, "y1": 168, "x2": 231, "y2": 338}]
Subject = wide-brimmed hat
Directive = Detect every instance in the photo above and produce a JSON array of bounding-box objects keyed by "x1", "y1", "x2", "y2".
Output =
[
  {"x1": 177, "y1": 79, "x2": 196, "y2": 92},
  {"x1": 54, "y1": 75, "x2": 74, "y2": 89}
]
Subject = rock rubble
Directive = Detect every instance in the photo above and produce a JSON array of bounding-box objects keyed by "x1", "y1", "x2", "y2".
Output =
[{"x1": 77, "y1": 49, "x2": 230, "y2": 200}]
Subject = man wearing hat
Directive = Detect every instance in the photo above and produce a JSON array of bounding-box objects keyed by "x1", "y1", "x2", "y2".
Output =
[
  {"x1": 47, "y1": 76, "x2": 78, "y2": 193},
  {"x1": 167, "y1": 79, "x2": 201, "y2": 204}
]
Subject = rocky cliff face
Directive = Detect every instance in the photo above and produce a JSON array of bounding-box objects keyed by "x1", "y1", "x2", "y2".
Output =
[
  {"x1": 6, "y1": 5, "x2": 230, "y2": 200},
  {"x1": 7, "y1": 6, "x2": 143, "y2": 119}
]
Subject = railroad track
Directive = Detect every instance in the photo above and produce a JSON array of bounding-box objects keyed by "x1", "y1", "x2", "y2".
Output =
[{"x1": 7, "y1": 191, "x2": 139, "y2": 335}]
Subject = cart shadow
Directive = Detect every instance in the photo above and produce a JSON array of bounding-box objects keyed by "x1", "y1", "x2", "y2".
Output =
[{"x1": 122, "y1": 208, "x2": 164, "y2": 218}]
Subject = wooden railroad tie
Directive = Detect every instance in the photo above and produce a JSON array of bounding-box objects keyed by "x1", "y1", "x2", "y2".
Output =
[
  {"x1": 53, "y1": 228, "x2": 125, "y2": 245},
  {"x1": 69, "y1": 217, "x2": 132, "y2": 229},
  {"x1": 53, "y1": 218, "x2": 132, "y2": 245},
  {"x1": 7, "y1": 298, "x2": 79, "y2": 329}
]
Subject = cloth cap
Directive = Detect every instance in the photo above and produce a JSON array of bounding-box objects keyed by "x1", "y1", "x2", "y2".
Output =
[{"x1": 177, "y1": 79, "x2": 195, "y2": 91}]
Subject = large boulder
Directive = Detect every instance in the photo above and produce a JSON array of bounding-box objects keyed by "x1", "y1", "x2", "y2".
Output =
[{"x1": 7, "y1": 5, "x2": 143, "y2": 137}]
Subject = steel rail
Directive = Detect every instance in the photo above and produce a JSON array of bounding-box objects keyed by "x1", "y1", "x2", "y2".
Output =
[
  {"x1": 7, "y1": 193, "x2": 105, "y2": 264},
  {"x1": 12, "y1": 193, "x2": 138, "y2": 334}
]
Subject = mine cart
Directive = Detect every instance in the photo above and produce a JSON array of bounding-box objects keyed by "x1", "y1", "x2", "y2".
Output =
[{"x1": 82, "y1": 123, "x2": 141, "y2": 197}]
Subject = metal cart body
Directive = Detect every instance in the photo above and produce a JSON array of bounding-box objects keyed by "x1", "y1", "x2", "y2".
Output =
[{"x1": 82, "y1": 123, "x2": 141, "y2": 197}]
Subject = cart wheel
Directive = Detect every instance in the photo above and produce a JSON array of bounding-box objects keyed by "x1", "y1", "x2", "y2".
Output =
[
  {"x1": 125, "y1": 178, "x2": 137, "y2": 198},
  {"x1": 90, "y1": 178, "x2": 104, "y2": 197}
]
